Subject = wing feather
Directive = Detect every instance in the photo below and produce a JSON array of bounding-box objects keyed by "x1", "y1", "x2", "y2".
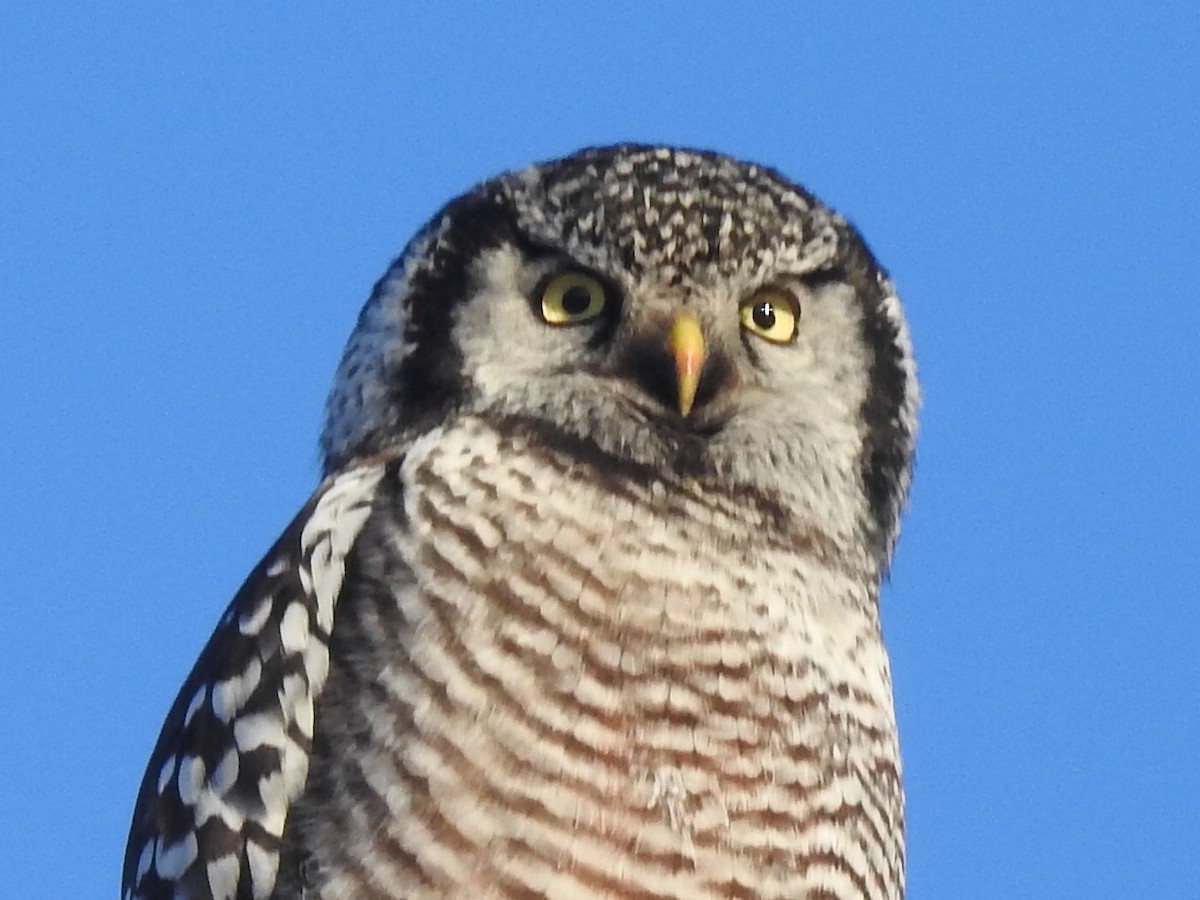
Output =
[{"x1": 122, "y1": 463, "x2": 387, "y2": 900}]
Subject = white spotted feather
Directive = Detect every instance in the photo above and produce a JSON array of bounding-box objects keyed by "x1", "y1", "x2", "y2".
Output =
[{"x1": 122, "y1": 464, "x2": 385, "y2": 900}]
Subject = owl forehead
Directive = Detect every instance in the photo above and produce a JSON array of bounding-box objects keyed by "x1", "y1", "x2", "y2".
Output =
[{"x1": 497, "y1": 146, "x2": 843, "y2": 285}]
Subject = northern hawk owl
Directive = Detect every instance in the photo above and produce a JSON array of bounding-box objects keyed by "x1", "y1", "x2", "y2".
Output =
[{"x1": 123, "y1": 145, "x2": 919, "y2": 900}]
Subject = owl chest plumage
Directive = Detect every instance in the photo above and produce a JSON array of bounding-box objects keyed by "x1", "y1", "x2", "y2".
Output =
[{"x1": 279, "y1": 418, "x2": 904, "y2": 900}]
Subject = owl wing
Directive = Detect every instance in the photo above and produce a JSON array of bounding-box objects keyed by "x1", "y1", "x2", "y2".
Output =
[{"x1": 122, "y1": 463, "x2": 388, "y2": 900}]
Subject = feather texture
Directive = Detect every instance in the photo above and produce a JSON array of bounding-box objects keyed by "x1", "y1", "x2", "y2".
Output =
[
  {"x1": 274, "y1": 418, "x2": 904, "y2": 899},
  {"x1": 123, "y1": 464, "x2": 386, "y2": 900}
]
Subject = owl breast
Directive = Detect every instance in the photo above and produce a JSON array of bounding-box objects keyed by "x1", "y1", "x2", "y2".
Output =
[{"x1": 279, "y1": 416, "x2": 904, "y2": 900}]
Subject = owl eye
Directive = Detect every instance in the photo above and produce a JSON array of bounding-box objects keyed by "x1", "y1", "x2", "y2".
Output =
[
  {"x1": 539, "y1": 272, "x2": 609, "y2": 325},
  {"x1": 739, "y1": 288, "x2": 800, "y2": 344}
]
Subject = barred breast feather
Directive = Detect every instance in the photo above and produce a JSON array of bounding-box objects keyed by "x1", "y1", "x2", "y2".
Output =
[{"x1": 275, "y1": 416, "x2": 904, "y2": 900}]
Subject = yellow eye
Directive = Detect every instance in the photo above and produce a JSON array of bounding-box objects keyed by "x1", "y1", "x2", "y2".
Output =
[
  {"x1": 539, "y1": 272, "x2": 609, "y2": 325},
  {"x1": 739, "y1": 289, "x2": 800, "y2": 344}
]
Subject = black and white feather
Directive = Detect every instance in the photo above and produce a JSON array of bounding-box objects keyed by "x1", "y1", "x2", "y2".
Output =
[
  {"x1": 123, "y1": 465, "x2": 385, "y2": 899},
  {"x1": 125, "y1": 145, "x2": 919, "y2": 900}
]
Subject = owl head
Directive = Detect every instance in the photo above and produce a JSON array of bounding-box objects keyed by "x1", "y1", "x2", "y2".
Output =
[{"x1": 322, "y1": 145, "x2": 917, "y2": 568}]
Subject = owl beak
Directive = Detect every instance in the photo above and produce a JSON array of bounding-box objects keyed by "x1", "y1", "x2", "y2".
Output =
[{"x1": 668, "y1": 312, "x2": 706, "y2": 417}]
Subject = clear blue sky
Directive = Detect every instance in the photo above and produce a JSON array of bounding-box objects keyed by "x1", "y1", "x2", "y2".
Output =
[{"x1": 3, "y1": 4, "x2": 1197, "y2": 897}]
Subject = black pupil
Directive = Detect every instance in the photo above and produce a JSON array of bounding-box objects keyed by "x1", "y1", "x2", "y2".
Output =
[
  {"x1": 753, "y1": 302, "x2": 777, "y2": 329},
  {"x1": 561, "y1": 284, "x2": 594, "y2": 316}
]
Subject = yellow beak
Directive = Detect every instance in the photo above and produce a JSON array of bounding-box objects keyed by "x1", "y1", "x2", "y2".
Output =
[{"x1": 667, "y1": 312, "x2": 706, "y2": 417}]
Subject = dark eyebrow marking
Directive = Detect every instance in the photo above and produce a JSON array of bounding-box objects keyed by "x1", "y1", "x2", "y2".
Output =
[{"x1": 774, "y1": 265, "x2": 849, "y2": 288}]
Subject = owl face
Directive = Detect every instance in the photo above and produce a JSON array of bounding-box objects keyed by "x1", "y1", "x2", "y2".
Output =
[{"x1": 323, "y1": 145, "x2": 917, "y2": 564}]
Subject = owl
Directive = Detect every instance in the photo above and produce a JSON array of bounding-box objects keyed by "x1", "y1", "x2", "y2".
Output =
[{"x1": 123, "y1": 145, "x2": 918, "y2": 900}]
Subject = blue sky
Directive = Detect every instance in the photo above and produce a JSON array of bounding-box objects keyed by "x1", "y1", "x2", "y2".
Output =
[{"x1": 3, "y1": 4, "x2": 1197, "y2": 897}]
